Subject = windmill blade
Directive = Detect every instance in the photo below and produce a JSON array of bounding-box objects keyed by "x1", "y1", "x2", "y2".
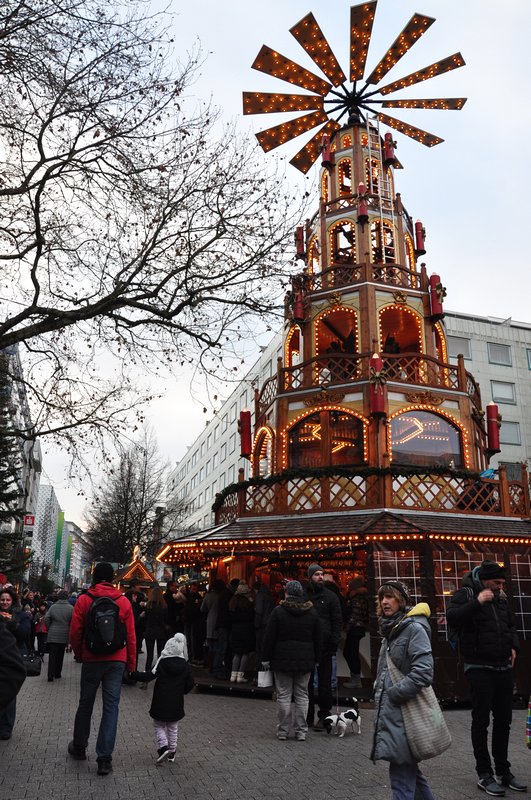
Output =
[
  {"x1": 381, "y1": 97, "x2": 467, "y2": 110},
  {"x1": 256, "y1": 110, "x2": 329, "y2": 153},
  {"x1": 377, "y1": 113, "x2": 443, "y2": 147},
  {"x1": 379, "y1": 53, "x2": 466, "y2": 95},
  {"x1": 364, "y1": 13, "x2": 435, "y2": 85},
  {"x1": 290, "y1": 13, "x2": 346, "y2": 87},
  {"x1": 350, "y1": 1, "x2": 377, "y2": 81},
  {"x1": 252, "y1": 46, "x2": 331, "y2": 96},
  {"x1": 243, "y1": 92, "x2": 324, "y2": 115},
  {"x1": 289, "y1": 120, "x2": 341, "y2": 174}
]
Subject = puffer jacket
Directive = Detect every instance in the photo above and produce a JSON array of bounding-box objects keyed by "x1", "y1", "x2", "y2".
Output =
[
  {"x1": 44, "y1": 598, "x2": 73, "y2": 644},
  {"x1": 261, "y1": 597, "x2": 322, "y2": 672},
  {"x1": 371, "y1": 603, "x2": 434, "y2": 765},
  {"x1": 446, "y1": 567, "x2": 518, "y2": 666}
]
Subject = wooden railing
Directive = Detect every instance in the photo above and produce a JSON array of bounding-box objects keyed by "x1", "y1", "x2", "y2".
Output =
[
  {"x1": 308, "y1": 261, "x2": 424, "y2": 293},
  {"x1": 214, "y1": 466, "x2": 531, "y2": 525}
]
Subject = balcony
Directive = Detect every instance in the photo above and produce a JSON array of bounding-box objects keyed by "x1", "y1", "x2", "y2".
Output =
[{"x1": 213, "y1": 466, "x2": 530, "y2": 525}]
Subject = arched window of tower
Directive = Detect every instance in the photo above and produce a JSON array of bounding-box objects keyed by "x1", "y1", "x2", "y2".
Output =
[
  {"x1": 288, "y1": 410, "x2": 366, "y2": 469},
  {"x1": 321, "y1": 172, "x2": 329, "y2": 204},
  {"x1": 389, "y1": 410, "x2": 463, "y2": 469},
  {"x1": 338, "y1": 158, "x2": 352, "y2": 196},
  {"x1": 329, "y1": 220, "x2": 356, "y2": 265},
  {"x1": 371, "y1": 220, "x2": 396, "y2": 265}
]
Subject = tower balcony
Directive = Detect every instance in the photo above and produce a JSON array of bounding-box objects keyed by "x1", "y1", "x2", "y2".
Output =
[
  {"x1": 256, "y1": 352, "x2": 481, "y2": 422},
  {"x1": 213, "y1": 465, "x2": 530, "y2": 525},
  {"x1": 307, "y1": 261, "x2": 425, "y2": 294}
]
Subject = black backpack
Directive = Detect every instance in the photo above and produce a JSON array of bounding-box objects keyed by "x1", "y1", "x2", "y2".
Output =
[{"x1": 84, "y1": 592, "x2": 127, "y2": 654}]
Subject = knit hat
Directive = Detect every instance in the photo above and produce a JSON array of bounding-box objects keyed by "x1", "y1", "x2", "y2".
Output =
[
  {"x1": 378, "y1": 580, "x2": 410, "y2": 604},
  {"x1": 284, "y1": 580, "x2": 303, "y2": 598},
  {"x1": 235, "y1": 581, "x2": 251, "y2": 596},
  {"x1": 57, "y1": 590, "x2": 69, "y2": 600},
  {"x1": 308, "y1": 563, "x2": 324, "y2": 579},
  {"x1": 152, "y1": 633, "x2": 188, "y2": 673},
  {"x1": 478, "y1": 560, "x2": 506, "y2": 580},
  {"x1": 92, "y1": 562, "x2": 114, "y2": 584}
]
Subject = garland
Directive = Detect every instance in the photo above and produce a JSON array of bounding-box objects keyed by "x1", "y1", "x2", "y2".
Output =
[{"x1": 212, "y1": 464, "x2": 480, "y2": 512}]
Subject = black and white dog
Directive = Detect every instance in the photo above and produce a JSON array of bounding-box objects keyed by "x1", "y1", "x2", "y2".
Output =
[{"x1": 325, "y1": 698, "x2": 361, "y2": 737}]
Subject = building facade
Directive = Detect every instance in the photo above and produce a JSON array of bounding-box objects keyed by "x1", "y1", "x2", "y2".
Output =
[{"x1": 31, "y1": 484, "x2": 65, "y2": 586}]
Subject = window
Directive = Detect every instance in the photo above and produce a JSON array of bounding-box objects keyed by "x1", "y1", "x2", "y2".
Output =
[
  {"x1": 487, "y1": 342, "x2": 512, "y2": 366},
  {"x1": 527, "y1": 349, "x2": 531, "y2": 370},
  {"x1": 228, "y1": 465, "x2": 235, "y2": 484},
  {"x1": 220, "y1": 443, "x2": 227, "y2": 462},
  {"x1": 491, "y1": 381, "x2": 516, "y2": 404},
  {"x1": 229, "y1": 403, "x2": 237, "y2": 422},
  {"x1": 229, "y1": 433, "x2": 236, "y2": 454},
  {"x1": 288, "y1": 411, "x2": 364, "y2": 468},
  {"x1": 207, "y1": 433, "x2": 212, "y2": 449},
  {"x1": 390, "y1": 410, "x2": 462, "y2": 467},
  {"x1": 200, "y1": 442, "x2": 205, "y2": 457},
  {"x1": 447, "y1": 335, "x2": 471, "y2": 359},
  {"x1": 213, "y1": 452, "x2": 218, "y2": 469},
  {"x1": 206, "y1": 459, "x2": 211, "y2": 475},
  {"x1": 499, "y1": 421, "x2": 521, "y2": 446},
  {"x1": 191, "y1": 450, "x2": 198, "y2": 466},
  {"x1": 500, "y1": 462, "x2": 524, "y2": 481},
  {"x1": 199, "y1": 467, "x2": 204, "y2": 483}
]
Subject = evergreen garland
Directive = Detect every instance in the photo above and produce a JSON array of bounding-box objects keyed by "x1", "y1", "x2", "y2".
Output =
[{"x1": 212, "y1": 463, "x2": 481, "y2": 512}]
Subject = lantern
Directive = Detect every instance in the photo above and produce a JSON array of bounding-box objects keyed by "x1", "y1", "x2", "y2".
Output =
[
  {"x1": 486, "y1": 402, "x2": 501, "y2": 454},
  {"x1": 369, "y1": 352, "x2": 387, "y2": 417},
  {"x1": 429, "y1": 273, "x2": 446, "y2": 321},
  {"x1": 239, "y1": 410, "x2": 252, "y2": 458},
  {"x1": 415, "y1": 220, "x2": 426, "y2": 256},
  {"x1": 383, "y1": 133, "x2": 397, "y2": 168}
]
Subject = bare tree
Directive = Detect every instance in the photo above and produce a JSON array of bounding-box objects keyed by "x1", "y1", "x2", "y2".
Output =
[
  {"x1": 84, "y1": 428, "x2": 187, "y2": 564},
  {"x1": 0, "y1": 0, "x2": 303, "y2": 457}
]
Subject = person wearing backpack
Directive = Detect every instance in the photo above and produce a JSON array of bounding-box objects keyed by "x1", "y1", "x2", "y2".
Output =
[{"x1": 68, "y1": 562, "x2": 136, "y2": 776}]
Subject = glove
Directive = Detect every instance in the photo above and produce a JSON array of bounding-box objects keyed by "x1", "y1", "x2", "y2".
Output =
[{"x1": 261, "y1": 661, "x2": 271, "y2": 671}]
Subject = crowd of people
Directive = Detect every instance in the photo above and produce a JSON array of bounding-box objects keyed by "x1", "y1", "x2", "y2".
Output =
[{"x1": 0, "y1": 558, "x2": 529, "y2": 799}]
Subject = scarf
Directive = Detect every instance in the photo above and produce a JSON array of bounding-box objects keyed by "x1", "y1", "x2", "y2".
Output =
[
  {"x1": 152, "y1": 632, "x2": 188, "y2": 674},
  {"x1": 378, "y1": 609, "x2": 407, "y2": 641}
]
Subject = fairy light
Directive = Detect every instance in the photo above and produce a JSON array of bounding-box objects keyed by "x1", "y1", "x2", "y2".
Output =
[
  {"x1": 371, "y1": 219, "x2": 396, "y2": 263},
  {"x1": 376, "y1": 114, "x2": 444, "y2": 148},
  {"x1": 251, "y1": 46, "x2": 331, "y2": 95},
  {"x1": 256, "y1": 110, "x2": 328, "y2": 152},
  {"x1": 338, "y1": 158, "x2": 353, "y2": 196},
  {"x1": 290, "y1": 13, "x2": 346, "y2": 87},
  {"x1": 349, "y1": 2, "x2": 376, "y2": 81},
  {"x1": 404, "y1": 234, "x2": 415, "y2": 272},
  {"x1": 365, "y1": 14, "x2": 435, "y2": 85},
  {"x1": 321, "y1": 173, "x2": 329, "y2": 204},
  {"x1": 379, "y1": 53, "x2": 466, "y2": 96},
  {"x1": 285, "y1": 325, "x2": 301, "y2": 367},
  {"x1": 342, "y1": 135, "x2": 352, "y2": 148},
  {"x1": 290, "y1": 120, "x2": 340, "y2": 174},
  {"x1": 382, "y1": 98, "x2": 466, "y2": 111},
  {"x1": 329, "y1": 219, "x2": 356, "y2": 264},
  {"x1": 253, "y1": 426, "x2": 274, "y2": 477},
  {"x1": 242, "y1": 92, "x2": 324, "y2": 115}
]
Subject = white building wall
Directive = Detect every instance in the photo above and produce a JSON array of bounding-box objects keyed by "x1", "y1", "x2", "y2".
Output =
[{"x1": 167, "y1": 312, "x2": 531, "y2": 534}]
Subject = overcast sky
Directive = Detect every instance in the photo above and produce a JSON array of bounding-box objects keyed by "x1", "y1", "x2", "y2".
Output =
[{"x1": 40, "y1": 0, "x2": 531, "y2": 526}]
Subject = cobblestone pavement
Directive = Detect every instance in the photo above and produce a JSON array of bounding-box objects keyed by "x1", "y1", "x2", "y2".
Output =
[{"x1": 1, "y1": 654, "x2": 529, "y2": 800}]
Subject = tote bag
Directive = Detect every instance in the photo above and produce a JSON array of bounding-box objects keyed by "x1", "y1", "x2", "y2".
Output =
[
  {"x1": 386, "y1": 650, "x2": 451, "y2": 761},
  {"x1": 257, "y1": 669, "x2": 273, "y2": 688}
]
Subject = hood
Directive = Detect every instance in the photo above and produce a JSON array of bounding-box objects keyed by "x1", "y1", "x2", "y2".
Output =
[
  {"x1": 87, "y1": 582, "x2": 124, "y2": 601},
  {"x1": 463, "y1": 568, "x2": 482, "y2": 592},
  {"x1": 280, "y1": 597, "x2": 314, "y2": 614},
  {"x1": 405, "y1": 602, "x2": 431, "y2": 621}
]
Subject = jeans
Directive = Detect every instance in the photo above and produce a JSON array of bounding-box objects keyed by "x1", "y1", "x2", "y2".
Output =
[
  {"x1": 308, "y1": 652, "x2": 333, "y2": 722},
  {"x1": 389, "y1": 762, "x2": 435, "y2": 800},
  {"x1": 212, "y1": 628, "x2": 228, "y2": 675},
  {"x1": 275, "y1": 671, "x2": 311, "y2": 737},
  {"x1": 467, "y1": 667, "x2": 513, "y2": 776},
  {"x1": 73, "y1": 661, "x2": 125, "y2": 760},
  {"x1": 47, "y1": 642, "x2": 66, "y2": 679}
]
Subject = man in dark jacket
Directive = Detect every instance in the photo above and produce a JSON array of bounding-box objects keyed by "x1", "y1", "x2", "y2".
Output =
[
  {"x1": 262, "y1": 580, "x2": 321, "y2": 741},
  {"x1": 68, "y1": 562, "x2": 136, "y2": 776},
  {"x1": 0, "y1": 620, "x2": 26, "y2": 714},
  {"x1": 305, "y1": 563, "x2": 342, "y2": 730},
  {"x1": 446, "y1": 560, "x2": 525, "y2": 796}
]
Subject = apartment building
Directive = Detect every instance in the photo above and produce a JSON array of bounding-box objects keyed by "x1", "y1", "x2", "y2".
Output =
[{"x1": 166, "y1": 312, "x2": 531, "y2": 535}]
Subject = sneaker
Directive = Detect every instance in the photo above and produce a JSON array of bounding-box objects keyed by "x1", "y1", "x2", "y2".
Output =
[
  {"x1": 276, "y1": 732, "x2": 288, "y2": 741},
  {"x1": 477, "y1": 775, "x2": 505, "y2": 797},
  {"x1": 496, "y1": 774, "x2": 527, "y2": 792},
  {"x1": 295, "y1": 733, "x2": 306, "y2": 741},
  {"x1": 167, "y1": 752, "x2": 175, "y2": 763},
  {"x1": 67, "y1": 740, "x2": 86, "y2": 761},
  {"x1": 97, "y1": 758, "x2": 112, "y2": 776},
  {"x1": 156, "y1": 746, "x2": 169, "y2": 763}
]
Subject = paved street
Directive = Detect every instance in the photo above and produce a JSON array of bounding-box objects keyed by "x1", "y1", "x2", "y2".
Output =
[{"x1": 1, "y1": 654, "x2": 529, "y2": 800}]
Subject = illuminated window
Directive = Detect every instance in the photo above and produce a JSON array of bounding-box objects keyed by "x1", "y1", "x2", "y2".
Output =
[
  {"x1": 365, "y1": 157, "x2": 381, "y2": 194},
  {"x1": 338, "y1": 159, "x2": 352, "y2": 195},
  {"x1": 371, "y1": 220, "x2": 395, "y2": 264},
  {"x1": 390, "y1": 410, "x2": 462, "y2": 467},
  {"x1": 255, "y1": 430, "x2": 273, "y2": 477},
  {"x1": 288, "y1": 410, "x2": 365, "y2": 468},
  {"x1": 321, "y1": 172, "x2": 329, "y2": 204},
  {"x1": 329, "y1": 220, "x2": 355, "y2": 264}
]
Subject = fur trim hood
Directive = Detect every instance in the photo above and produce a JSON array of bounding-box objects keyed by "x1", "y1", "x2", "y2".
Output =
[{"x1": 280, "y1": 597, "x2": 314, "y2": 613}]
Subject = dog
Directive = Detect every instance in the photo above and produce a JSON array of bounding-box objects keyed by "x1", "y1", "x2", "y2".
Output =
[{"x1": 325, "y1": 698, "x2": 361, "y2": 737}]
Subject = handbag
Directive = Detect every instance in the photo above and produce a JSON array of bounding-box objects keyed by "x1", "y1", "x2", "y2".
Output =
[
  {"x1": 385, "y1": 649, "x2": 451, "y2": 761},
  {"x1": 21, "y1": 649, "x2": 42, "y2": 677},
  {"x1": 257, "y1": 669, "x2": 273, "y2": 688}
]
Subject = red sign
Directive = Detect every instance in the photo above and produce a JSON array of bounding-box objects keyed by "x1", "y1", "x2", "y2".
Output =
[{"x1": 23, "y1": 515, "x2": 35, "y2": 527}]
